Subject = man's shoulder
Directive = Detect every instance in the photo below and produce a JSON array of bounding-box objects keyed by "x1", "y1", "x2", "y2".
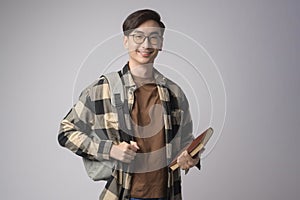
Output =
[
  {"x1": 163, "y1": 77, "x2": 185, "y2": 98},
  {"x1": 82, "y1": 76, "x2": 108, "y2": 91},
  {"x1": 83, "y1": 68, "x2": 125, "y2": 93},
  {"x1": 77, "y1": 75, "x2": 112, "y2": 102}
]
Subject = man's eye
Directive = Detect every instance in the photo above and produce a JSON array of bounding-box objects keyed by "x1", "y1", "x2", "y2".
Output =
[
  {"x1": 150, "y1": 34, "x2": 161, "y2": 39},
  {"x1": 135, "y1": 35, "x2": 144, "y2": 39},
  {"x1": 150, "y1": 36, "x2": 159, "y2": 40}
]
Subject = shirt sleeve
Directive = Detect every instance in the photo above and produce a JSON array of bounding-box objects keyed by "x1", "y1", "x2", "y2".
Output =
[
  {"x1": 179, "y1": 92, "x2": 194, "y2": 148},
  {"x1": 58, "y1": 80, "x2": 113, "y2": 161},
  {"x1": 179, "y1": 91, "x2": 201, "y2": 171}
]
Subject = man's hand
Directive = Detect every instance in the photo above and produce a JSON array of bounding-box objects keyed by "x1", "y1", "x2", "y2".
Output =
[
  {"x1": 177, "y1": 150, "x2": 200, "y2": 170},
  {"x1": 109, "y1": 141, "x2": 140, "y2": 163}
]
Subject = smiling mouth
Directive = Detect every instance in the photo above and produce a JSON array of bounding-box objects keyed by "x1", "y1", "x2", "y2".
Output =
[{"x1": 137, "y1": 49, "x2": 154, "y2": 57}]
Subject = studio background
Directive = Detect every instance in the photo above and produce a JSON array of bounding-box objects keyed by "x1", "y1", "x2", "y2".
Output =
[{"x1": 1, "y1": 0, "x2": 299, "y2": 199}]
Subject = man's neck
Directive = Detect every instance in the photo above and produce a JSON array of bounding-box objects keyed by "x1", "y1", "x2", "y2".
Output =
[{"x1": 128, "y1": 62, "x2": 154, "y2": 79}]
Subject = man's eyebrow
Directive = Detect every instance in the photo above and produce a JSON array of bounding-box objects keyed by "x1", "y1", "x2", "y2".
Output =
[
  {"x1": 149, "y1": 31, "x2": 160, "y2": 35},
  {"x1": 132, "y1": 30, "x2": 160, "y2": 35},
  {"x1": 133, "y1": 30, "x2": 145, "y2": 34}
]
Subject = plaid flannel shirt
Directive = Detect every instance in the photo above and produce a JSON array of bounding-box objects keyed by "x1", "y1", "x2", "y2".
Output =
[{"x1": 58, "y1": 63, "x2": 198, "y2": 200}]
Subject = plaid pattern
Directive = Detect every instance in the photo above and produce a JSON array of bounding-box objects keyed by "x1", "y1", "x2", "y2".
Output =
[{"x1": 58, "y1": 63, "x2": 196, "y2": 200}]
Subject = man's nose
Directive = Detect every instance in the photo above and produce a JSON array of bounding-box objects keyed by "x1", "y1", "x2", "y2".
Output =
[{"x1": 141, "y1": 37, "x2": 151, "y2": 48}]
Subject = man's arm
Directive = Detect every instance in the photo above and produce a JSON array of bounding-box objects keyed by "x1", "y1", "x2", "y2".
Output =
[
  {"x1": 177, "y1": 151, "x2": 200, "y2": 170},
  {"x1": 176, "y1": 91, "x2": 201, "y2": 170},
  {"x1": 109, "y1": 141, "x2": 139, "y2": 163},
  {"x1": 58, "y1": 77, "x2": 139, "y2": 163},
  {"x1": 58, "y1": 81, "x2": 112, "y2": 161}
]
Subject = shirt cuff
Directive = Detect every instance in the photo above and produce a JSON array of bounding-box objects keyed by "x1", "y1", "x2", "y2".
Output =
[
  {"x1": 96, "y1": 140, "x2": 113, "y2": 161},
  {"x1": 196, "y1": 160, "x2": 201, "y2": 170},
  {"x1": 192, "y1": 152, "x2": 201, "y2": 170}
]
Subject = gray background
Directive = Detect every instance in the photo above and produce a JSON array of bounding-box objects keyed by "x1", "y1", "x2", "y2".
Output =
[{"x1": 1, "y1": 0, "x2": 299, "y2": 199}]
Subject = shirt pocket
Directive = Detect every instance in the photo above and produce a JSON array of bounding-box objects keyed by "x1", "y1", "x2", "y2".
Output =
[{"x1": 103, "y1": 112, "x2": 119, "y2": 130}]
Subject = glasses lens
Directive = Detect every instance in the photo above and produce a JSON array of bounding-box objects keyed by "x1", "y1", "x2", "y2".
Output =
[
  {"x1": 132, "y1": 34, "x2": 161, "y2": 45},
  {"x1": 133, "y1": 34, "x2": 145, "y2": 44},
  {"x1": 149, "y1": 35, "x2": 160, "y2": 45}
]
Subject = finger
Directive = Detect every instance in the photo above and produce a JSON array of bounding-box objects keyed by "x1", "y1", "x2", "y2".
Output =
[
  {"x1": 177, "y1": 156, "x2": 185, "y2": 165},
  {"x1": 123, "y1": 153, "x2": 135, "y2": 161},
  {"x1": 180, "y1": 163, "x2": 189, "y2": 170},
  {"x1": 187, "y1": 156, "x2": 200, "y2": 167},
  {"x1": 177, "y1": 157, "x2": 189, "y2": 168},
  {"x1": 183, "y1": 150, "x2": 189, "y2": 156},
  {"x1": 184, "y1": 152, "x2": 193, "y2": 161},
  {"x1": 177, "y1": 150, "x2": 188, "y2": 161},
  {"x1": 187, "y1": 160, "x2": 194, "y2": 167},
  {"x1": 119, "y1": 152, "x2": 136, "y2": 163},
  {"x1": 124, "y1": 149, "x2": 137, "y2": 157},
  {"x1": 120, "y1": 142, "x2": 136, "y2": 155},
  {"x1": 179, "y1": 151, "x2": 193, "y2": 163},
  {"x1": 129, "y1": 141, "x2": 140, "y2": 151},
  {"x1": 180, "y1": 156, "x2": 195, "y2": 168}
]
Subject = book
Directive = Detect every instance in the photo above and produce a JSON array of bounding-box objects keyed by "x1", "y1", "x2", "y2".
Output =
[{"x1": 169, "y1": 127, "x2": 214, "y2": 171}]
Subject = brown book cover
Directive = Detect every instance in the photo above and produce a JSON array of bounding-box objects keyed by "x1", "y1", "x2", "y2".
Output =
[{"x1": 169, "y1": 127, "x2": 214, "y2": 171}]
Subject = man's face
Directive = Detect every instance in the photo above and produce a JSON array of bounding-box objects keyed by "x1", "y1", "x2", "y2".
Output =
[{"x1": 123, "y1": 20, "x2": 163, "y2": 67}]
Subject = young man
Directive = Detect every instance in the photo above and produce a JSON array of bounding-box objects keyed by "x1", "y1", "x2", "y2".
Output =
[{"x1": 58, "y1": 9, "x2": 201, "y2": 200}]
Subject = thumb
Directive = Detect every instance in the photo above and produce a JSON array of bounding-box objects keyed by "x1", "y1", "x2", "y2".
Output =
[{"x1": 130, "y1": 141, "x2": 140, "y2": 151}]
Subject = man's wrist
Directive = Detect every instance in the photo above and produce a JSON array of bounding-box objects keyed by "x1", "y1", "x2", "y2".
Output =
[{"x1": 96, "y1": 140, "x2": 113, "y2": 161}]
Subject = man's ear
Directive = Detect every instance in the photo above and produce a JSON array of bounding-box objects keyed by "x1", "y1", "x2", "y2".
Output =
[
  {"x1": 158, "y1": 37, "x2": 164, "y2": 51},
  {"x1": 123, "y1": 35, "x2": 129, "y2": 49}
]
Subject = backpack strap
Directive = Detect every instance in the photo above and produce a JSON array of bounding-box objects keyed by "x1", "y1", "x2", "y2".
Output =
[
  {"x1": 103, "y1": 72, "x2": 124, "y2": 107},
  {"x1": 103, "y1": 72, "x2": 132, "y2": 143}
]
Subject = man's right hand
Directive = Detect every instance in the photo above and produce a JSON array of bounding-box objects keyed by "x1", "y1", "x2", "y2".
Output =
[{"x1": 109, "y1": 141, "x2": 139, "y2": 163}]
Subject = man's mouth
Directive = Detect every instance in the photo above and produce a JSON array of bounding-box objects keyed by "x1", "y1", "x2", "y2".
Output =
[{"x1": 137, "y1": 49, "x2": 154, "y2": 57}]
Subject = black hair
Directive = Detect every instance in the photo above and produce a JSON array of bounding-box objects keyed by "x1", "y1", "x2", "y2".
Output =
[{"x1": 122, "y1": 9, "x2": 165, "y2": 36}]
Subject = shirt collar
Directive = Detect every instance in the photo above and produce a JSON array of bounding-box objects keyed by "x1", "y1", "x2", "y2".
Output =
[{"x1": 121, "y1": 62, "x2": 167, "y2": 88}]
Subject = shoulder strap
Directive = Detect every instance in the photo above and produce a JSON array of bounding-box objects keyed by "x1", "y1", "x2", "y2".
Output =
[
  {"x1": 103, "y1": 72, "x2": 132, "y2": 143},
  {"x1": 103, "y1": 72, "x2": 124, "y2": 107}
]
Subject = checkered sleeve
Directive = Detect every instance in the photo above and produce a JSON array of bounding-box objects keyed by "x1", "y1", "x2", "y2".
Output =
[
  {"x1": 180, "y1": 91, "x2": 201, "y2": 170},
  {"x1": 180, "y1": 95, "x2": 194, "y2": 147},
  {"x1": 58, "y1": 79, "x2": 113, "y2": 161}
]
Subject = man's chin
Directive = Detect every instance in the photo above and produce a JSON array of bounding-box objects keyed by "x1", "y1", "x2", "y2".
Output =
[
  {"x1": 135, "y1": 57, "x2": 155, "y2": 65},
  {"x1": 139, "y1": 60, "x2": 155, "y2": 66}
]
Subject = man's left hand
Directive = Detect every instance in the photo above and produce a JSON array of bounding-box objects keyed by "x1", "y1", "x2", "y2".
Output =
[{"x1": 177, "y1": 150, "x2": 200, "y2": 170}]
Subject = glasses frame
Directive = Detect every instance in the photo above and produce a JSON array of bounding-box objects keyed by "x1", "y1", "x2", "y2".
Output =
[{"x1": 128, "y1": 33, "x2": 163, "y2": 45}]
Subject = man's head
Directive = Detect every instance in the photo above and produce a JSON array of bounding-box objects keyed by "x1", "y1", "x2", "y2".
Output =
[
  {"x1": 122, "y1": 9, "x2": 165, "y2": 36},
  {"x1": 122, "y1": 9, "x2": 165, "y2": 68}
]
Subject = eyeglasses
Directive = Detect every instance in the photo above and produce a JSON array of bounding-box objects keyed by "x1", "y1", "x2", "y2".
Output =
[{"x1": 129, "y1": 33, "x2": 162, "y2": 45}]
